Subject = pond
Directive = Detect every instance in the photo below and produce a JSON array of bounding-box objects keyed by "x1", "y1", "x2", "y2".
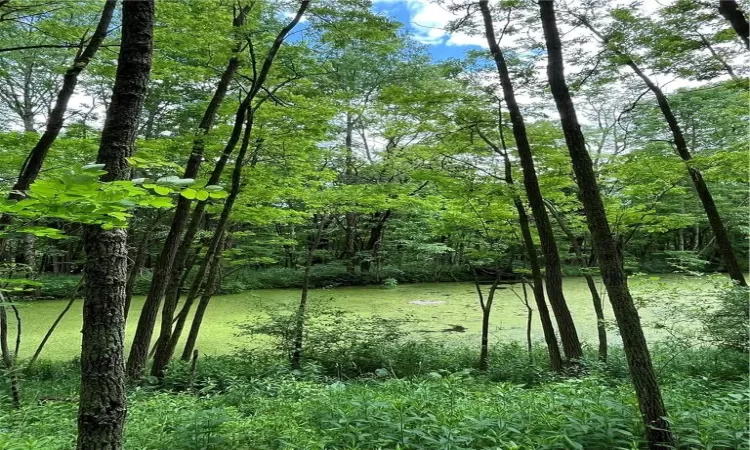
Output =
[{"x1": 10, "y1": 274, "x2": 730, "y2": 360}]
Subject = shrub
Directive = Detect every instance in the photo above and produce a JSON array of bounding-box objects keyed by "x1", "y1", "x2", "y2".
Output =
[{"x1": 702, "y1": 285, "x2": 749, "y2": 352}]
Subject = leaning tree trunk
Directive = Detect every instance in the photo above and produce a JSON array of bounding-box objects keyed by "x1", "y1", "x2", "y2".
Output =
[
  {"x1": 479, "y1": 0, "x2": 582, "y2": 363},
  {"x1": 151, "y1": 112, "x2": 256, "y2": 378},
  {"x1": 180, "y1": 238, "x2": 224, "y2": 360},
  {"x1": 540, "y1": 3, "x2": 673, "y2": 448},
  {"x1": 719, "y1": 0, "x2": 750, "y2": 49},
  {"x1": 136, "y1": 1, "x2": 310, "y2": 379},
  {"x1": 544, "y1": 200, "x2": 608, "y2": 361},
  {"x1": 577, "y1": 15, "x2": 747, "y2": 288},
  {"x1": 77, "y1": 2, "x2": 154, "y2": 448},
  {"x1": 475, "y1": 114, "x2": 563, "y2": 372},
  {"x1": 126, "y1": 8, "x2": 248, "y2": 379}
]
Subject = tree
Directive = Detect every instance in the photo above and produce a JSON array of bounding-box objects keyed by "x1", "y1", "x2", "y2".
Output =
[
  {"x1": 77, "y1": 1, "x2": 154, "y2": 449},
  {"x1": 575, "y1": 9, "x2": 747, "y2": 287},
  {"x1": 539, "y1": 2, "x2": 673, "y2": 448},
  {"x1": 478, "y1": 0, "x2": 582, "y2": 363}
]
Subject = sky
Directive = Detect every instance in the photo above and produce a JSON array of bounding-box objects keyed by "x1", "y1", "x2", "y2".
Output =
[{"x1": 372, "y1": 0, "x2": 487, "y2": 61}]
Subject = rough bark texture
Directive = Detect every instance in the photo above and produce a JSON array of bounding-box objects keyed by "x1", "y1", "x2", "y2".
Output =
[
  {"x1": 719, "y1": 0, "x2": 750, "y2": 49},
  {"x1": 77, "y1": 1, "x2": 154, "y2": 449},
  {"x1": 540, "y1": 3, "x2": 673, "y2": 448},
  {"x1": 126, "y1": 13, "x2": 247, "y2": 379},
  {"x1": 545, "y1": 200, "x2": 607, "y2": 361},
  {"x1": 479, "y1": 0, "x2": 581, "y2": 362}
]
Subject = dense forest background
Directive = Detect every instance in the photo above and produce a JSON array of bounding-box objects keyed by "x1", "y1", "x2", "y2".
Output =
[{"x1": 0, "y1": 1, "x2": 747, "y2": 449}]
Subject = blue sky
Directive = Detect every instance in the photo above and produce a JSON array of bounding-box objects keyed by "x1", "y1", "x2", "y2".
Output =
[{"x1": 371, "y1": 0, "x2": 486, "y2": 61}]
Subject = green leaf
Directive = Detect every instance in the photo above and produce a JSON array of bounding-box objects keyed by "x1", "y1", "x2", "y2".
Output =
[
  {"x1": 195, "y1": 190, "x2": 209, "y2": 201},
  {"x1": 181, "y1": 188, "x2": 197, "y2": 200},
  {"x1": 209, "y1": 191, "x2": 228, "y2": 199},
  {"x1": 154, "y1": 186, "x2": 172, "y2": 196}
]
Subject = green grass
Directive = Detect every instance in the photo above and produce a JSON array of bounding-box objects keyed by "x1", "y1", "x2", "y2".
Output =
[{"x1": 9, "y1": 274, "x2": 728, "y2": 360}]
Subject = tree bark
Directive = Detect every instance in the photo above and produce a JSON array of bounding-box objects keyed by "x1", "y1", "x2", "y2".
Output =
[
  {"x1": 479, "y1": 0, "x2": 582, "y2": 362},
  {"x1": 476, "y1": 111, "x2": 563, "y2": 372},
  {"x1": 578, "y1": 15, "x2": 747, "y2": 288},
  {"x1": 77, "y1": 2, "x2": 154, "y2": 449},
  {"x1": 540, "y1": 3, "x2": 673, "y2": 448},
  {"x1": 719, "y1": 0, "x2": 750, "y2": 49},
  {"x1": 133, "y1": 1, "x2": 310, "y2": 379}
]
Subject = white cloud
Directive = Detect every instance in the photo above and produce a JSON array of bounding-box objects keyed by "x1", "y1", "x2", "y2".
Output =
[{"x1": 374, "y1": 0, "x2": 486, "y2": 47}]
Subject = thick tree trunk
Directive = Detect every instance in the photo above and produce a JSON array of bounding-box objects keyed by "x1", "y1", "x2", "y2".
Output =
[
  {"x1": 719, "y1": 0, "x2": 750, "y2": 49},
  {"x1": 579, "y1": 15, "x2": 747, "y2": 288},
  {"x1": 479, "y1": 0, "x2": 582, "y2": 362},
  {"x1": 540, "y1": 3, "x2": 673, "y2": 448},
  {"x1": 77, "y1": 2, "x2": 153, "y2": 449}
]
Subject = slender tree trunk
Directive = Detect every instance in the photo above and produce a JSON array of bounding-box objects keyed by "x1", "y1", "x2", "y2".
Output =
[
  {"x1": 28, "y1": 277, "x2": 83, "y2": 368},
  {"x1": 124, "y1": 220, "x2": 159, "y2": 323},
  {"x1": 77, "y1": 2, "x2": 153, "y2": 449},
  {"x1": 291, "y1": 216, "x2": 330, "y2": 370},
  {"x1": 180, "y1": 241, "x2": 223, "y2": 361},
  {"x1": 540, "y1": 4, "x2": 673, "y2": 448},
  {"x1": 474, "y1": 274, "x2": 499, "y2": 371},
  {"x1": 0, "y1": 292, "x2": 20, "y2": 409},
  {"x1": 719, "y1": 0, "x2": 750, "y2": 49},
  {"x1": 479, "y1": 0, "x2": 582, "y2": 362},
  {"x1": 476, "y1": 111, "x2": 563, "y2": 372},
  {"x1": 8, "y1": 0, "x2": 116, "y2": 199},
  {"x1": 343, "y1": 111, "x2": 357, "y2": 273},
  {"x1": 544, "y1": 200, "x2": 608, "y2": 361},
  {"x1": 136, "y1": 2, "x2": 310, "y2": 379},
  {"x1": 126, "y1": 9, "x2": 248, "y2": 379},
  {"x1": 578, "y1": 15, "x2": 747, "y2": 288},
  {"x1": 152, "y1": 112, "x2": 256, "y2": 378}
]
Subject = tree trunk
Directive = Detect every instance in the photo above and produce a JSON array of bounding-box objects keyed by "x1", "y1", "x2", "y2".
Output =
[
  {"x1": 0, "y1": 292, "x2": 20, "y2": 409},
  {"x1": 126, "y1": 10, "x2": 248, "y2": 379},
  {"x1": 544, "y1": 200, "x2": 608, "y2": 361},
  {"x1": 476, "y1": 109, "x2": 563, "y2": 372},
  {"x1": 152, "y1": 112, "x2": 256, "y2": 378},
  {"x1": 180, "y1": 242, "x2": 223, "y2": 361},
  {"x1": 77, "y1": 2, "x2": 153, "y2": 449},
  {"x1": 136, "y1": 2, "x2": 310, "y2": 379},
  {"x1": 579, "y1": 15, "x2": 747, "y2": 288},
  {"x1": 540, "y1": 3, "x2": 673, "y2": 448},
  {"x1": 291, "y1": 216, "x2": 330, "y2": 370},
  {"x1": 479, "y1": 0, "x2": 582, "y2": 362},
  {"x1": 9, "y1": 0, "x2": 116, "y2": 199},
  {"x1": 719, "y1": 0, "x2": 750, "y2": 49}
]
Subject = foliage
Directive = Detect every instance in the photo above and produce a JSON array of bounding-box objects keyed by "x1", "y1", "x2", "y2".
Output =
[{"x1": 1, "y1": 344, "x2": 748, "y2": 449}]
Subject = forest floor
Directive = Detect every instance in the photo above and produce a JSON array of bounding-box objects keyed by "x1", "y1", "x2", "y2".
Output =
[{"x1": 12, "y1": 273, "x2": 729, "y2": 360}]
